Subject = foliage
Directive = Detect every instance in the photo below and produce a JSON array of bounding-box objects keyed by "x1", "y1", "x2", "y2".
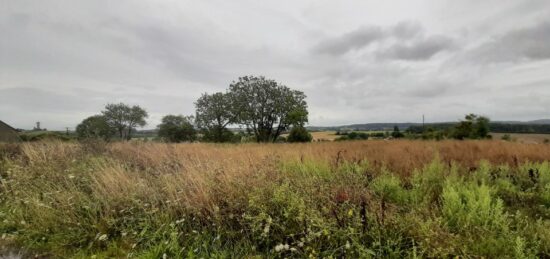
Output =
[
  {"x1": 229, "y1": 76, "x2": 308, "y2": 142},
  {"x1": 286, "y1": 126, "x2": 312, "y2": 143},
  {"x1": 194, "y1": 92, "x2": 236, "y2": 142},
  {"x1": 18, "y1": 131, "x2": 72, "y2": 142},
  {"x1": 336, "y1": 131, "x2": 369, "y2": 141},
  {"x1": 76, "y1": 115, "x2": 115, "y2": 141},
  {"x1": 391, "y1": 126, "x2": 404, "y2": 138},
  {"x1": 102, "y1": 103, "x2": 148, "y2": 140},
  {"x1": 501, "y1": 134, "x2": 512, "y2": 141},
  {"x1": 157, "y1": 115, "x2": 196, "y2": 143}
]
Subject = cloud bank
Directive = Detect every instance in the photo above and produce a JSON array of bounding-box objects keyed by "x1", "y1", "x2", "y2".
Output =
[{"x1": 1, "y1": 0, "x2": 549, "y2": 129}]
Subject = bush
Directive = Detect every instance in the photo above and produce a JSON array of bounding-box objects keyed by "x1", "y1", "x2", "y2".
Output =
[
  {"x1": 441, "y1": 181, "x2": 508, "y2": 232},
  {"x1": 501, "y1": 134, "x2": 512, "y2": 141},
  {"x1": 286, "y1": 126, "x2": 312, "y2": 143},
  {"x1": 19, "y1": 132, "x2": 72, "y2": 142}
]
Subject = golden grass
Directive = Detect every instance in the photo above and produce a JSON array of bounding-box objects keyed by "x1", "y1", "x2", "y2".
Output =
[
  {"x1": 490, "y1": 133, "x2": 550, "y2": 144},
  {"x1": 105, "y1": 139, "x2": 550, "y2": 174}
]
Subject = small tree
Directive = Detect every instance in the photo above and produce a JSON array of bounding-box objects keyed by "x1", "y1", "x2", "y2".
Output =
[
  {"x1": 195, "y1": 92, "x2": 236, "y2": 142},
  {"x1": 391, "y1": 126, "x2": 404, "y2": 138},
  {"x1": 76, "y1": 115, "x2": 114, "y2": 141},
  {"x1": 287, "y1": 126, "x2": 312, "y2": 143},
  {"x1": 102, "y1": 103, "x2": 148, "y2": 140},
  {"x1": 451, "y1": 114, "x2": 490, "y2": 140},
  {"x1": 157, "y1": 115, "x2": 196, "y2": 143}
]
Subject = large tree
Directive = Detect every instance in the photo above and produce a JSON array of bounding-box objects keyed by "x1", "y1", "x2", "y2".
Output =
[
  {"x1": 229, "y1": 76, "x2": 308, "y2": 142},
  {"x1": 195, "y1": 92, "x2": 235, "y2": 142},
  {"x1": 102, "y1": 103, "x2": 148, "y2": 140},
  {"x1": 157, "y1": 115, "x2": 196, "y2": 142},
  {"x1": 75, "y1": 115, "x2": 114, "y2": 141}
]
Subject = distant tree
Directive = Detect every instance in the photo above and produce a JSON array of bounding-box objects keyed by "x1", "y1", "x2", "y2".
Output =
[
  {"x1": 76, "y1": 115, "x2": 115, "y2": 141},
  {"x1": 473, "y1": 115, "x2": 490, "y2": 139},
  {"x1": 287, "y1": 126, "x2": 313, "y2": 143},
  {"x1": 229, "y1": 76, "x2": 308, "y2": 142},
  {"x1": 391, "y1": 126, "x2": 404, "y2": 138},
  {"x1": 336, "y1": 131, "x2": 369, "y2": 141},
  {"x1": 195, "y1": 92, "x2": 236, "y2": 142},
  {"x1": 451, "y1": 114, "x2": 490, "y2": 140},
  {"x1": 102, "y1": 103, "x2": 148, "y2": 140},
  {"x1": 157, "y1": 115, "x2": 196, "y2": 143}
]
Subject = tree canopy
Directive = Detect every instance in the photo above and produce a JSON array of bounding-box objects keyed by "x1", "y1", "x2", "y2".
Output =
[
  {"x1": 229, "y1": 76, "x2": 308, "y2": 142},
  {"x1": 157, "y1": 115, "x2": 196, "y2": 143},
  {"x1": 102, "y1": 103, "x2": 148, "y2": 140},
  {"x1": 452, "y1": 114, "x2": 490, "y2": 140},
  {"x1": 195, "y1": 92, "x2": 236, "y2": 142},
  {"x1": 76, "y1": 115, "x2": 114, "y2": 141}
]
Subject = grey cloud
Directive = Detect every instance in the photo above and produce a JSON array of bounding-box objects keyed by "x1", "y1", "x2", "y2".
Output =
[
  {"x1": 313, "y1": 21, "x2": 425, "y2": 55},
  {"x1": 392, "y1": 21, "x2": 423, "y2": 39},
  {"x1": 377, "y1": 35, "x2": 456, "y2": 61},
  {"x1": 313, "y1": 21, "x2": 449, "y2": 59},
  {"x1": 470, "y1": 21, "x2": 550, "y2": 63},
  {"x1": 313, "y1": 25, "x2": 384, "y2": 55}
]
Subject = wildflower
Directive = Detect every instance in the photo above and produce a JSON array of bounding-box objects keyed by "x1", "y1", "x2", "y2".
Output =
[
  {"x1": 275, "y1": 244, "x2": 285, "y2": 252},
  {"x1": 98, "y1": 234, "x2": 108, "y2": 241},
  {"x1": 263, "y1": 224, "x2": 270, "y2": 234},
  {"x1": 298, "y1": 241, "x2": 304, "y2": 247},
  {"x1": 163, "y1": 253, "x2": 167, "y2": 259},
  {"x1": 68, "y1": 174, "x2": 75, "y2": 179},
  {"x1": 284, "y1": 244, "x2": 290, "y2": 250},
  {"x1": 345, "y1": 241, "x2": 351, "y2": 249}
]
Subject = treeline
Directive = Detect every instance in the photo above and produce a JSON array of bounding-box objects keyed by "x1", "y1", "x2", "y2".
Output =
[
  {"x1": 406, "y1": 114, "x2": 491, "y2": 140},
  {"x1": 408, "y1": 122, "x2": 550, "y2": 135},
  {"x1": 335, "y1": 126, "x2": 405, "y2": 141},
  {"x1": 76, "y1": 76, "x2": 312, "y2": 143}
]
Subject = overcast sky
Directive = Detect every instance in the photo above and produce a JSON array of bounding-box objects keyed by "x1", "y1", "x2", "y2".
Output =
[{"x1": 1, "y1": 0, "x2": 550, "y2": 130}]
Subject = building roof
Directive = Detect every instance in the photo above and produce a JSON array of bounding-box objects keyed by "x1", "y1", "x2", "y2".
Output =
[
  {"x1": 0, "y1": 120, "x2": 17, "y2": 131},
  {"x1": 0, "y1": 120, "x2": 21, "y2": 142}
]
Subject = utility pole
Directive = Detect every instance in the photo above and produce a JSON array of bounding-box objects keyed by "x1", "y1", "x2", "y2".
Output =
[{"x1": 422, "y1": 114, "x2": 425, "y2": 133}]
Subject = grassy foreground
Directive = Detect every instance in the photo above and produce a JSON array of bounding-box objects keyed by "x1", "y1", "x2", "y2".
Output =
[{"x1": 1, "y1": 140, "x2": 550, "y2": 258}]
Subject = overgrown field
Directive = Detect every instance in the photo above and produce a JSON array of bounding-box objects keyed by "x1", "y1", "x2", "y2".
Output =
[{"x1": 1, "y1": 140, "x2": 550, "y2": 258}]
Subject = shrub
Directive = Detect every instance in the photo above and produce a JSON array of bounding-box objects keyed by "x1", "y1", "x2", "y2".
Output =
[
  {"x1": 441, "y1": 181, "x2": 508, "y2": 232},
  {"x1": 287, "y1": 126, "x2": 312, "y2": 143}
]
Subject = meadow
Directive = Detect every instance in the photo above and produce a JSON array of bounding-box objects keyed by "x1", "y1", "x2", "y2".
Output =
[{"x1": 1, "y1": 140, "x2": 550, "y2": 258}]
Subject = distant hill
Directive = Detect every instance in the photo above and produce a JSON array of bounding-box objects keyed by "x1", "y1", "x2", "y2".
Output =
[
  {"x1": 308, "y1": 119, "x2": 550, "y2": 133},
  {"x1": 307, "y1": 123, "x2": 421, "y2": 132}
]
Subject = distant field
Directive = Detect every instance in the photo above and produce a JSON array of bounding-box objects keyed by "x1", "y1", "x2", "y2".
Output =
[
  {"x1": 491, "y1": 133, "x2": 550, "y2": 144},
  {"x1": 302, "y1": 131, "x2": 387, "y2": 141},
  {"x1": 309, "y1": 131, "x2": 339, "y2": 141}
]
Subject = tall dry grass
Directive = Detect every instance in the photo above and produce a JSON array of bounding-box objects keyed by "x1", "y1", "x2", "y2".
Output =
[
  {"x1": 107, "y1": 139, "x2": 550, "y2": 174},
  {"x1": 1, "y1": 140, "x2": 550, "y2": 257}
]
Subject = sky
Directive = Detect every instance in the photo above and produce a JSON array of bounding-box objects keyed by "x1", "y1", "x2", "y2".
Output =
[{"x1": 1, "y1": 0, "x2": 550, "y2": 130}]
